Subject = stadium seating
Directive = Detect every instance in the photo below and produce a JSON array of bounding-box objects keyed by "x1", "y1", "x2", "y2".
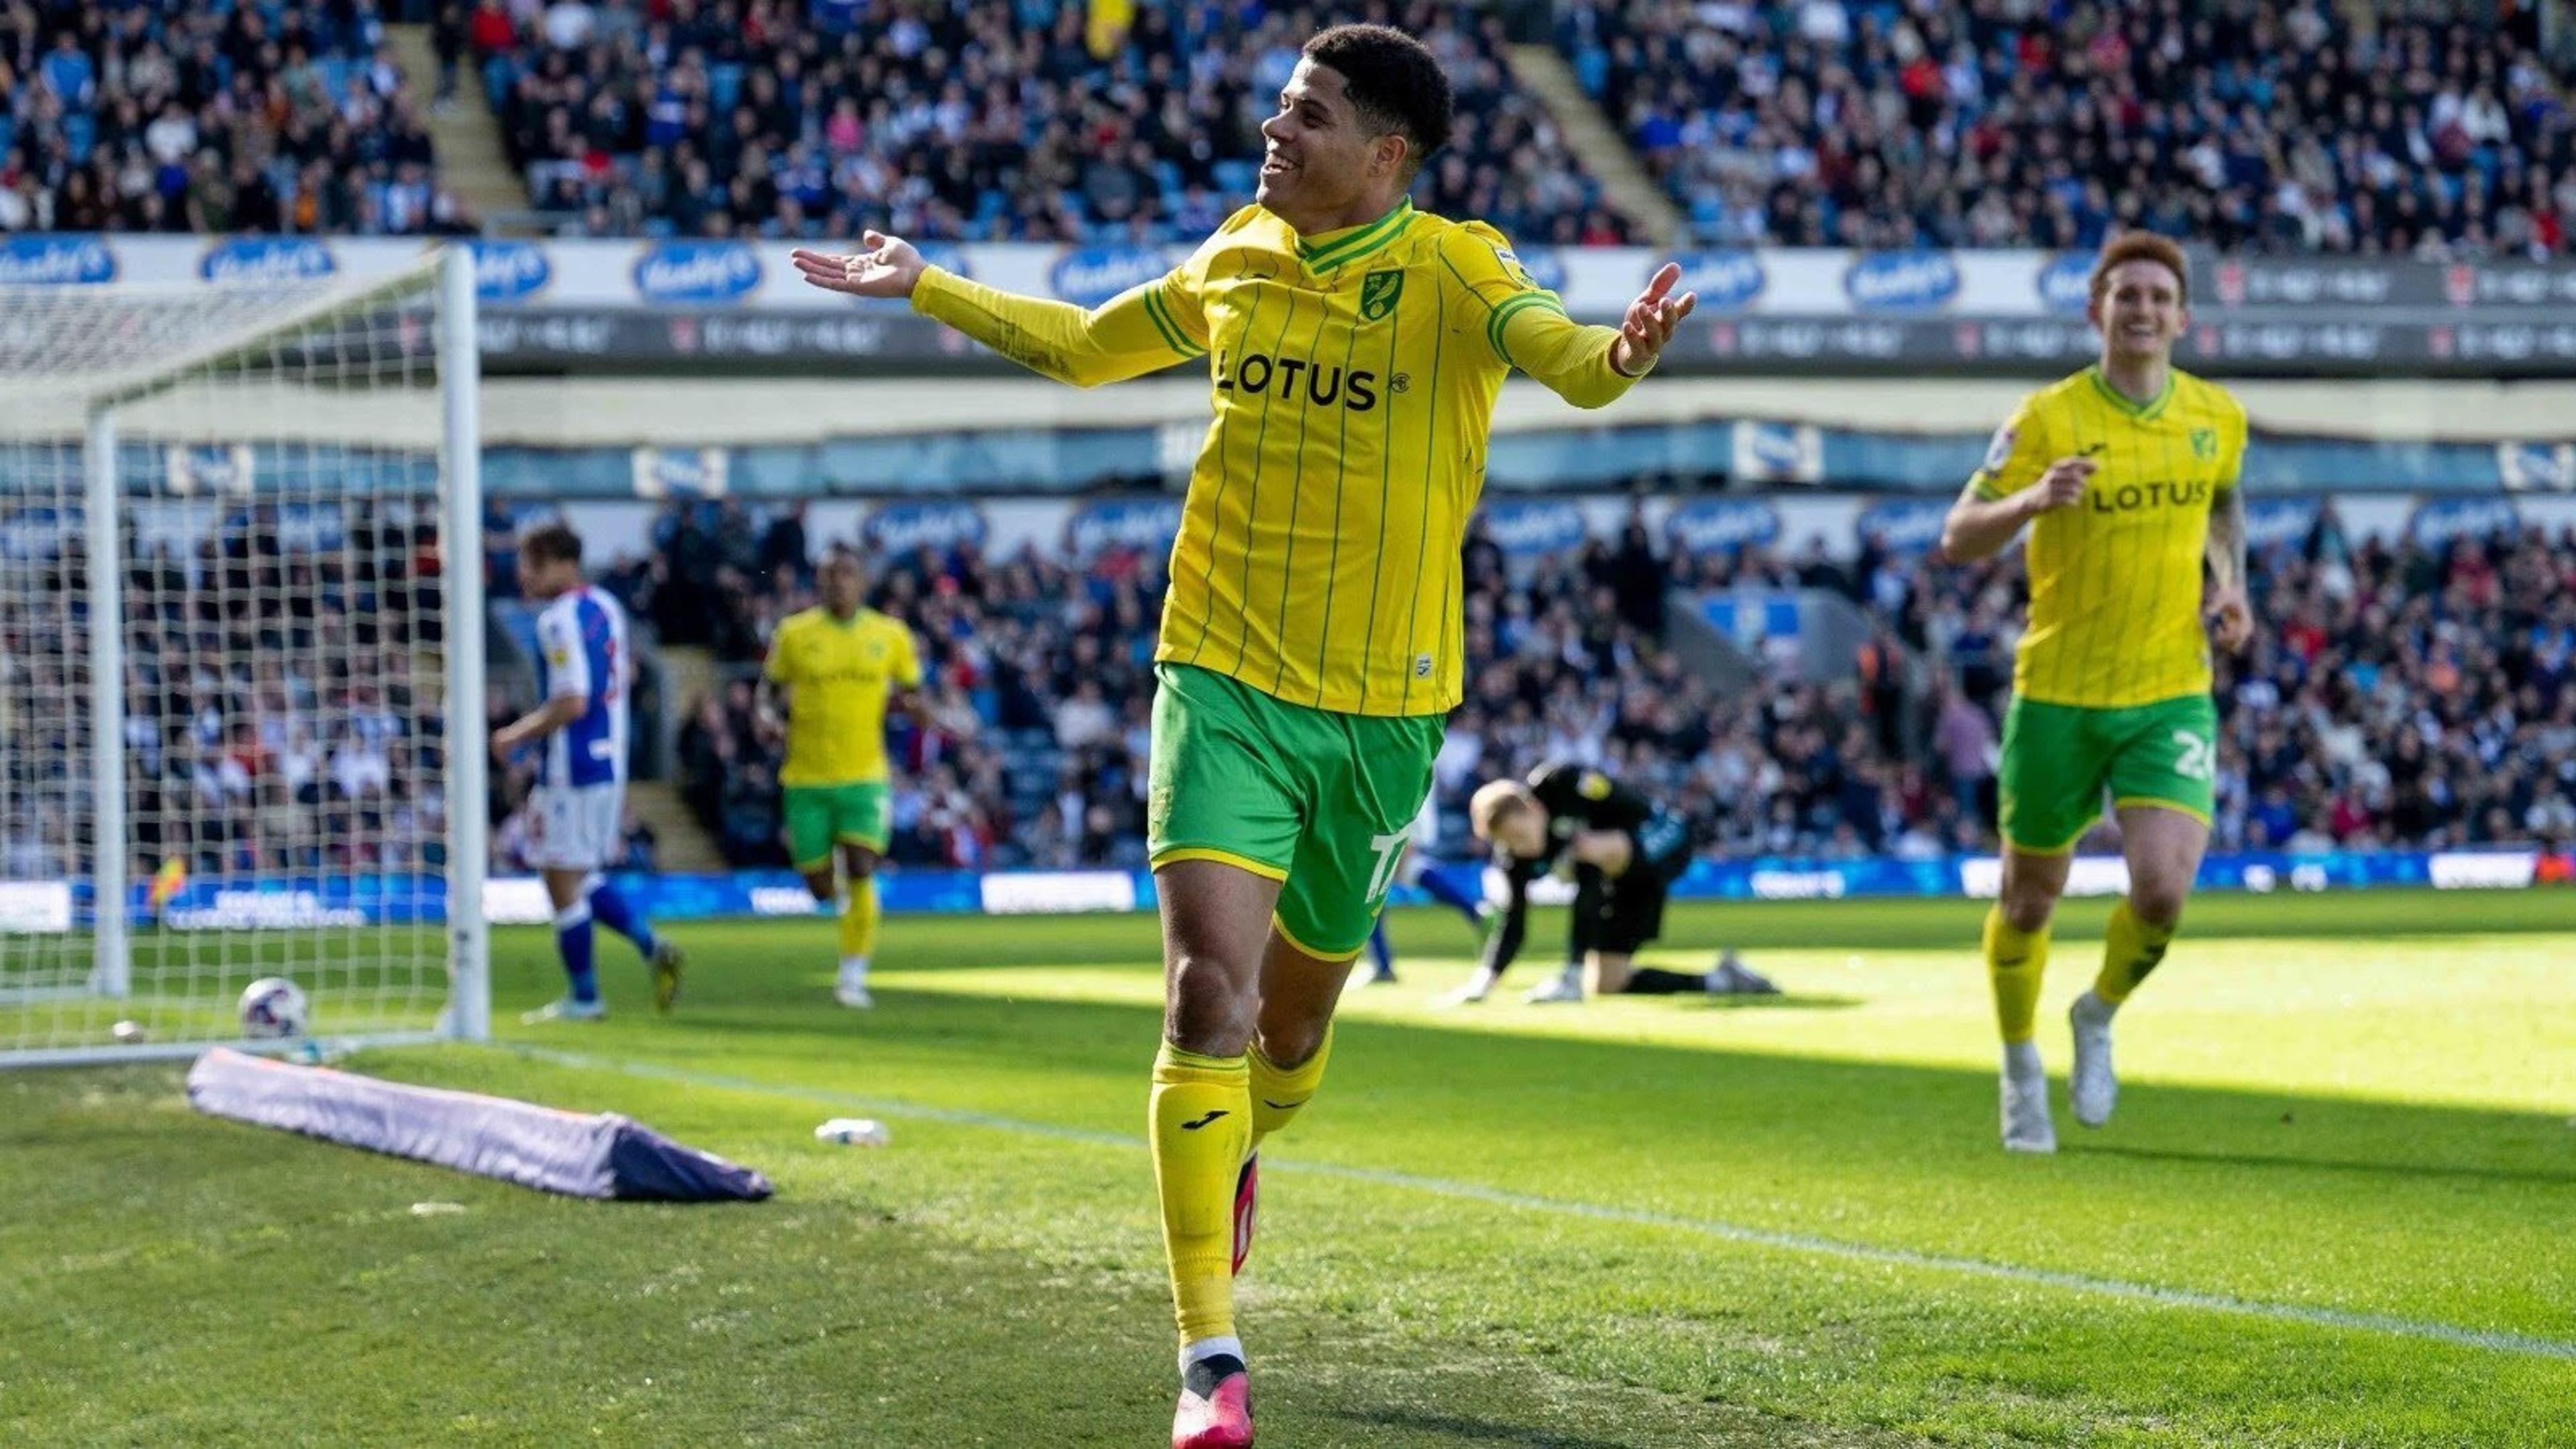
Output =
[
  {"x1": 0, "y1": 1, "x2": 468, "y2": 235},
  {"x1": 665, "y1": 501, "x2": 2576, "y2": 871},
  {"x1": 1556, "y1": 0, "x2": 2570, "y2": 253},
  {"x1": 462, "y1": 0, "x2": 1633, "y2": 244}
]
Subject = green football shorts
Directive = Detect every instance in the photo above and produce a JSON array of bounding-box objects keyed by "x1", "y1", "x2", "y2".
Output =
[
  {"x1": 1997, "y1": 694, "x2": 2219, "y2": 854},
  {"x1": 1146, "y1": 662, "x2": 1443, "y2": 961},
  {"x1": 783, "y1": 780, "x2": 891, "y2": 869}
]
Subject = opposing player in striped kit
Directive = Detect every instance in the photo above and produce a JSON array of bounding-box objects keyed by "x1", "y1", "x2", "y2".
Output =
[
  {"x1": 794, "y1": 23, "x2": 1695, "y2": 1445},
  {"x1": 492, "y1": 521, "x2": 684, "y2": 1022}
]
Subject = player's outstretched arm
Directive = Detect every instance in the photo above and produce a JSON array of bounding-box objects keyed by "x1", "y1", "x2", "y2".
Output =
[
  {"x1": 794, "y1": 231, "x2": 1199, "y2": 389},
  {"x1": 1497, "y1": 264, "x2": 1698, "y2": 409}
]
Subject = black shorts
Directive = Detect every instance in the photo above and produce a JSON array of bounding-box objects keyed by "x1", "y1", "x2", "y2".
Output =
[{"x1": 1592, "y1": 872, "x2": 1670, "y2": 956}]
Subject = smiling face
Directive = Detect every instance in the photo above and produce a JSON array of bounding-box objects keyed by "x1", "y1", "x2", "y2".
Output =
[
  {"x1": 1256, "y1": 58, "x2": 1406, "y2": 229},
  {"x1": 2088, "y1": 257, "x2": 2188, "y2": 368}
]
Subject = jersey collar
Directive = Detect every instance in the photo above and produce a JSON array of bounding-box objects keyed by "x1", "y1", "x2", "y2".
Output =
[
  {"x1": 2086, "y1": 364, "x2": 2176, "y2": 422},
  {"x1": 1293, "y1": 198, "x2": 1413, "y2": 274}
]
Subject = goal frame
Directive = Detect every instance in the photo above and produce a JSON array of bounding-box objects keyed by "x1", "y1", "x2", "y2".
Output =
[{"x1": 1, "y1": 246, "x2": 486, "y2": 1067}]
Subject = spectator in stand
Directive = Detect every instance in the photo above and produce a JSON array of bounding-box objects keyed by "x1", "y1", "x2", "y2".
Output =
[
  {"x1": 665, "y1": 494, "x2": 2576, "y2": 873},
  {"x1": 1559, "y1": 1, "x2": 2570, "y2": 256},
  {"x1": 0, "y1": 0, "x2": 474, "y2": 236},
  {"x1": 466, "y1": 0, "x2": 1627, "y2": 245}
]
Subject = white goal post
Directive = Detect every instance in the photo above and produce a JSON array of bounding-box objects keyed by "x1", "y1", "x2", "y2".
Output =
[{"x1": 0, "y1": 248, "x2": 486, "y2": 1067}]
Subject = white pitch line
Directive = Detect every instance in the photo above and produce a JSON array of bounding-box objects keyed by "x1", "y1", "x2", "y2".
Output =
[{"x1": 508, "y1": 1044, "x2": 2576, "y2": 1363}]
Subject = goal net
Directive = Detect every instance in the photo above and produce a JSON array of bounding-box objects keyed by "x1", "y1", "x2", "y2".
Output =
[{"x1": 0, "y1": 250, "x2": 486, "y2": 1066}]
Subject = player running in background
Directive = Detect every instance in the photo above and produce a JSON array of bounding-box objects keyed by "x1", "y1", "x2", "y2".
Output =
[
  {"x1": 760, "y1": 545, "x2": 922, "y2": 1009},
  {"x1": 1458, "y1": 763, "x2": 1776, "y2": 1005},
  {"x1": 492, "y1": 521, "x2": 683, "y2": 1021},
  {"x1": 1939, "y1": 231, "x2": 2251, "y2": 1154},
  {"x1": 796, "y1": 23, "x2": 1695, "y2": 1447}
]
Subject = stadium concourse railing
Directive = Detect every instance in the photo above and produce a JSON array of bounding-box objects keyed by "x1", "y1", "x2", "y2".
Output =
[{"x1": 44, "y1": 848, "x2": 2571, "y2": 936}]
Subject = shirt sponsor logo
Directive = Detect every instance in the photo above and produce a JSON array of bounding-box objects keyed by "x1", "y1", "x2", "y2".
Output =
[
  {"x1": 1212, "y1": 350, "x2": 1379, "y2": 411},
  {"x1": 632, "y1": 241, "x2": 763, "y2": 303},
  {"x1": 2088, "y1": 480, "x2": 2214, "y2": 512},
  {"x1": 199, "y1": 237, "x2": 337, "y2": 282},
  {"x1": 0, "y1": 234, "x2": 115, "y2": 284},
  {"x1": 1843, "y1": 249, "x2": 1961, "y2": 311}
]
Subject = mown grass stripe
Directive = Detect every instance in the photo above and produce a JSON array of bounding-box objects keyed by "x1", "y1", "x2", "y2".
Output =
[{"x1": 508, "y1": 1044, "x2": 2576, "y2": 1364}]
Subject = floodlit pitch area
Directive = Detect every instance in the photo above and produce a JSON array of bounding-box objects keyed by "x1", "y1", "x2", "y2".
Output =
[{"x1": 7, "y1": 890, "x2": 2573, "y2": 1447}]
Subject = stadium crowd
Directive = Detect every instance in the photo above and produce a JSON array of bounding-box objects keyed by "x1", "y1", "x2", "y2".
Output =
[
  {"x1": 658, "y1": 497, "x2": 2576, "y2": 874},
  {"x1": 0, "y1": 502, "x2": 451, "y2": 883},
  {"x1": 1559, "y1": 0, "x2": 2572, "y2": 254},
  {"x1": 0, "y1": 0, "x2": 470, "y2": 235},
  {"x1": 458, "y1": 0, "x2": 1631, "y2": 245}
]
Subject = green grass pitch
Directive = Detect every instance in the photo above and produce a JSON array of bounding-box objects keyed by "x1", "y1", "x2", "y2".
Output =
[{"x1": 5, "y1": 889, "x2": 2573, "y2": 1446}]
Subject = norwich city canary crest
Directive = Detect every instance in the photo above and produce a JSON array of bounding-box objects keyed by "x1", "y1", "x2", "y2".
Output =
[
  {"x1": 1360, "y1": 269, "x2": 1403, "y2": 321},
  {"x1": 2190, "y1": 427, "x2": 2217, "y2": 460}
]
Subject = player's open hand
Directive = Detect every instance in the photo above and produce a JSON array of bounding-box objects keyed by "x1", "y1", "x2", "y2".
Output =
[
  {"x1": 792, "y1": 231, "x2": 926, "y2": 301},
  {"x1": 2206, "y1": 582, "x2": 2253, "y2": 652},
  {"x1": 1611, "y1": 263, "x2": 1697, "y2": 376},
  {"x1": 2027, "y1": 456, "x2": 2098, "y2": 514}
]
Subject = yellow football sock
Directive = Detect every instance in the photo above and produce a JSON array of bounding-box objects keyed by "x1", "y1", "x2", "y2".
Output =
[
  {"x1": 1247, "y1": 1023, "x2": 1332, "y2": 1152},
  {"x1": 1984, "y1": 907, "x2": 2051, "y2": 1044},
  {"x1": 1150, "y1": 1042, "x2": 1250, "y2": 1347},
  {"x1": 2094, "y1": 901, "x2": 2174, "y2": 1006},
  {"x1": 838, "y1": 873, "x2": 878, "y2": 960}
]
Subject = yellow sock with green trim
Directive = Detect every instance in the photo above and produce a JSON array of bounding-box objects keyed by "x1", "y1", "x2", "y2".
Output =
[
  {"x1": 1984, "y1": 907, "x2": 2051, "y2": 1044},
  {"x1": 1149, "y1": 1042, "x2": 1250, "y2": 1346},
  {"x1": 838, "y1": 873, "x2": 878, "y2": 960},
  {"x1": 1247, "y1": 1024, "x2": 1333, "y2": 1152},
  {"x1": 2094, "y1": 901, "x2": 2174, "y2": 1006}
]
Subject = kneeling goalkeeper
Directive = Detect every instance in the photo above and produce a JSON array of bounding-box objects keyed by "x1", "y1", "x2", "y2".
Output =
[{"x1": 1459, "y1": 761, "x2": 1775, "y2": 1004}]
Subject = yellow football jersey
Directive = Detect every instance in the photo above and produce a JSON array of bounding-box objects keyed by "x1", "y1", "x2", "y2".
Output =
[
  {"x1": 912, "y1": 199, "x2": 1642, "y2": 716},
  {"x1": 1970, "y1": 366, "x2": 2248, "y2": 708},
  {"x1": 763, "y1": 606, "x2": 920, "y2": 784}
]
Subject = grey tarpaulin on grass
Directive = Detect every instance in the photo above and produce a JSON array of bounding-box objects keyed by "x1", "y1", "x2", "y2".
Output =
[{"x1": 186, "y1": 1047, "x2": 772, "y2": 1201}]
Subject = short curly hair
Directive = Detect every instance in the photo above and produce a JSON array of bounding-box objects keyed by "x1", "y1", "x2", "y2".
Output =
[
  {"x1": 1301, "y1": 24, "x2": 1454, "y2": 180},
  {"x1": 2089, "y1": 232, "x2": 2190, "y2": 307}
]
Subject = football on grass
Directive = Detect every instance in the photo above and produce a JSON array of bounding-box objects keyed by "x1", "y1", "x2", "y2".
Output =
[{"x1": 238, "y1": 977, "x2": 309, "y2": 1039}]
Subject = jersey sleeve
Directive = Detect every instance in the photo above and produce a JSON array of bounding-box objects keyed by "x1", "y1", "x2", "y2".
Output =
[
  {"x1": 890, "y1": 623, "x2": 924, "y2": 690},
  {"x1": 1438, "y1": 222, "x2": 1640, "y2": 409},
  {"x1": 911, "y1": 257, "x2": 1205, "y2": 389},
  {"x1": 535, "y1": 604, "x2": 590, "y2": 704},
  {"x1": 1967, "y1": 396, "x2": 2055, "y2": 501},
  {"x1": 2216, "y1": 394, "x2": 2249, "y2": 493}
]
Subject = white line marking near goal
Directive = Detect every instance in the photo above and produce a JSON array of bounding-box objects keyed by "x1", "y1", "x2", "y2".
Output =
[{"x1": 508, "y1": 1044, "x2": 2576, "y2": 1363}]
